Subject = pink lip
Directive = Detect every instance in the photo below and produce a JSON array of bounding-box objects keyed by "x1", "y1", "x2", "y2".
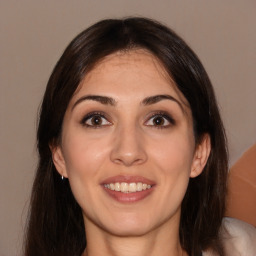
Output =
[{"x1": 101, "y1": 175, "x2": 156, "y2": 203}]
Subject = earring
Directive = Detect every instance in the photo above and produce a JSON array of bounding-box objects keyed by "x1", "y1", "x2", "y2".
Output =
[{"x1": 61, "y1": 175, "x2": 64, "y2": 180}]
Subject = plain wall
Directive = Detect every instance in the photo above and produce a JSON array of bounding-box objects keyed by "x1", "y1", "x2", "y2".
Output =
[{"x1": 1, "y1": 0, "x2": 255, "y2": 255}]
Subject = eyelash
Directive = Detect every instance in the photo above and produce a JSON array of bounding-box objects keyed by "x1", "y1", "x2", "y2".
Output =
[
  {"x1": 80, "y1": 111, "x2": 175, "y2": 129},
  {"x1": 80, "y1": 111, "x2": 111, "y2": 128},
  {"x1": 145, "y1": 111, "x2": 175, "y2": 129}
]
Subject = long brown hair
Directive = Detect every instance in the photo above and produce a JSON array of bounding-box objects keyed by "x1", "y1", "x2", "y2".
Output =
[{"x1": 24, "y1": 17, "x2": 228, "y2": 256}]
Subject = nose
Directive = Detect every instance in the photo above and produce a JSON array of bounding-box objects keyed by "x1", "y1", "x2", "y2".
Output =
[{"x1": 110, "y1": 125, "x2": 147, "y2": 166}]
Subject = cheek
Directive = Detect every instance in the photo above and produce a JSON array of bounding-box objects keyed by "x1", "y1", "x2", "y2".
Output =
[
  {"x1": 151, "y1": 134, "x2": 194, "y2": 211},
  {"x1": 61, "y1": 133, "x2": 110, "y2": 210},
  {"x1": 150, "y1": 132, "x2": 195, "y2": 174},
  {"x1": 62, "y1": 131, "x2": 109, "y2": 177},
  {"x1": 151, "y1": 131, "x2": 194, "y2": 195}
]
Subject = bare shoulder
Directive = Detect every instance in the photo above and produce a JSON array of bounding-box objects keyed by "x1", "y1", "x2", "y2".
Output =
[{"x1": 221, "y1": 217, "x2": 256, "y2": 255}]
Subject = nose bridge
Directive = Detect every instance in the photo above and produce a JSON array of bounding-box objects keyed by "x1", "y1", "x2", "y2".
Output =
[{"x1": 110, "y1": 121, "x2": 147, "y2": 166}]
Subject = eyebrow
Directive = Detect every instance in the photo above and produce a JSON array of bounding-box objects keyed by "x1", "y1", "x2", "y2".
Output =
[
  {"x1": 142, "y1": 94, "x2": 185, "y2": 112},
  {"x1": 72, "y1": 94, "x2": 184, "y2": 112},
  {"x1": 72, "y1": 95, "x2": 117, "y2": 111}
]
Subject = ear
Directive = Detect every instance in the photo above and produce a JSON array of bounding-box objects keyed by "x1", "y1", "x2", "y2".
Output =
[
  {"x1": 49, "y1": 144, "x2": 68, "y2": 178},
  {"x1": 190, "y1": 134, "x2": 211, "y2": 178}
]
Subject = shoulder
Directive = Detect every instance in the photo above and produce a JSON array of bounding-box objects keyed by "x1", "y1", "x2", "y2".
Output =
[
  {"x1": 203, "y1": 218, "x2": 256, "y2": 256},
  {"x1": 221, "y1": 217, "x2": 256, "y2": 255}
]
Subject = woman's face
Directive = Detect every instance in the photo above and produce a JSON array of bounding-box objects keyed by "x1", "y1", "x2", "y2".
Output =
[{"x1": 52, "y1": 49, "x2": 209, "y2": 237}]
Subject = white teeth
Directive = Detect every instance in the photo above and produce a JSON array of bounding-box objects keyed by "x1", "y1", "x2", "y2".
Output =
[
  {"x1": 121, "y1": 182, "x2": 129, "y2": 193},
  {"x1": 129, "y1": 183, "x2": 137, "y2": 192},
  {"x1": 114, "y1": 182, "x2": 121, "y2": 191},
  {"x1": 104, "y1": 182, "x2": 152, "y2": 193},
  {"x1": 137, "y1": 182, "x2": 142, "y2": 191},
  {"x1": 142, "y1": 183, "x2": 147, "y2": 190}
]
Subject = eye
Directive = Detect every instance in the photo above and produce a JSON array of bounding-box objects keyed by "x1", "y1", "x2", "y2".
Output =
[
  {"x1": 81, "y1": 112, "x2": 111, "y2": 128},
  {"x1": 145, "y1": 112, "x2": 175, "y2": 128}
]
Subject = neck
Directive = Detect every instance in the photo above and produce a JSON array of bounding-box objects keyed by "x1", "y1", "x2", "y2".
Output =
[
  {"x1": 82, "y1": 216, "x2": 185, "y2": 256},
  {"x1": 83, "y1": 237, "x2": 183, "y2": 256}
]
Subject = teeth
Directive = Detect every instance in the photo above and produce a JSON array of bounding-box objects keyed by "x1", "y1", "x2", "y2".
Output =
[
  {"x1": 129, "y1": 183, "x2": 137, "y2": 192},
  {"x1": 114, "y1": 182, "x2": 121, "y2": 191},
  {"x1": 104, "y1": 182, "x2": 152, "y2": 193},
  {"x1": 137, "y1": 182, "x2": 143, "y2": 191},
  {"x1": 121, "y1": 182, "x2": 129, "y2": 193},
  {"x1": 142, "y1": 183, "x2": 147, "y2": 190}
]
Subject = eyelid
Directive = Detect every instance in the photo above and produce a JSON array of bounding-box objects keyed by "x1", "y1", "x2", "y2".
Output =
[
  {"x1": 80, "y1": 111, "x2": 112, "y2": 127},
  {"x1": 144, "y1": 111, "x2": 175, "y2": 127}
]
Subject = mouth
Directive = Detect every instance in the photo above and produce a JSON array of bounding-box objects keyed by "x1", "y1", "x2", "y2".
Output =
[
  {"x1": 104, "y1": 182, "x2": 152, "y2": 193},
  {"x1": 101, "y1": 175, "x2": 155, "y2": 203}
]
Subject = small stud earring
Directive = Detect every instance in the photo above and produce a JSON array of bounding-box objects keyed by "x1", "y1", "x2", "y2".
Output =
[{"x1": 61, "y1": 175, "x2": 64, "y2": 180}]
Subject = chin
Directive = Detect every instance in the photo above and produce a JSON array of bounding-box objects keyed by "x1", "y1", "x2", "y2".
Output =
[
  {"x1": 98, "y1": 213, "x2": 161, "y2": 237},
  {"x1": 105, "y1": 223, "x2": 152, "y2": 237}
]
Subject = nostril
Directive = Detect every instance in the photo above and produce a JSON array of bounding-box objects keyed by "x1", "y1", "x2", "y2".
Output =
[
  {"x1": 111, "y1": 151, "x2": 147, "y2": 166},
  {"x1": 110, "y1": 129, "x2": 147, "y2": 166}
]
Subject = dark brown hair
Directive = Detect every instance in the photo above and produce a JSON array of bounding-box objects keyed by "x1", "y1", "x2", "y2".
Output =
[{"x1": 24, "y1": 17, "x2": 228, "y2": 256}]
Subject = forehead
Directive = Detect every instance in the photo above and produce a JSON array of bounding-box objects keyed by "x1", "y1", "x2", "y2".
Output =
[{"x1": 72, "y1": 49, "x2": 189, "y2": 107}]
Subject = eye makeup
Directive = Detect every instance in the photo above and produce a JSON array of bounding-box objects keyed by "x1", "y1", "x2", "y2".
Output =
[
  {"x1": 80, "y1": 111, "x2": 111, "y2": 128},
  {"x1": 144, "y1": 111, "x2": 176, "y2": 129},
  {"x1": 79, "y1": 109, "x2": 176, "y2": 130}
]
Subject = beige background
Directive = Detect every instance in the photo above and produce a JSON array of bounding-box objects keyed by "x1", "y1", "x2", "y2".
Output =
[{"x1": 1, "y1": 0, "x2": 255, "y2": 255}]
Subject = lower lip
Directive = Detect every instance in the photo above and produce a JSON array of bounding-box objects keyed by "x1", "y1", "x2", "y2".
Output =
[{"x1": 102, "y1": 186, "x2": 155, "y2": 203}]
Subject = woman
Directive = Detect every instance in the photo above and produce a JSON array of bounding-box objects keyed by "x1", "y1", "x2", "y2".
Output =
[{"x1": 24, "y1": 17, "x2": 256, "y2": 256}]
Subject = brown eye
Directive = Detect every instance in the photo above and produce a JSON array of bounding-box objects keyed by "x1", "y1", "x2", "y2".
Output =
[
  {"x1": 91, "y1": 115, "x2": 103, "y2": 126},
  {"x1": 81, "y1": 113, "x2": 111, "y2": 127},
  {"x1": 145, "y1": 112, "x2": 175, "y2": 128},
  {"x1": 152, "y1": 116, "x2": 165, "y2": 126}
]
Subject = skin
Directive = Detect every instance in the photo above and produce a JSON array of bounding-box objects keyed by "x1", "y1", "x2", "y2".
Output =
[{"x1": 52, "y1": 49, "x2": 211, "y2": 256}]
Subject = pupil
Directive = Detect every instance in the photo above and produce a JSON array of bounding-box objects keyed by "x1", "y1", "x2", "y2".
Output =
[
  {"x1": 92, "y1": 116, "x2": 102, "y2": 125},
  {"x1": 153, "y1": 117, "x2": 164, "y2": 125}
]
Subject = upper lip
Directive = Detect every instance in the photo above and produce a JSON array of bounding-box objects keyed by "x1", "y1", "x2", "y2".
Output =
[{"x1": 101, "y1": 175, "x2": 155, "y2": 185}]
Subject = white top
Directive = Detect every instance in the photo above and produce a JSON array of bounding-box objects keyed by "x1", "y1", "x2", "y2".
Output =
[{"x1": 203, "y1": 217, "x2": 256, "y2": 256}]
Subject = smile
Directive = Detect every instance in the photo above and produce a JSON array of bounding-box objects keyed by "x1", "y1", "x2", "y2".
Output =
[
  {"x1": 104, "y1": 182, "x2": 152, "y2": 193},
  {"x1": 101, "y1": 175, "x2": 155, "y2": 203}
]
